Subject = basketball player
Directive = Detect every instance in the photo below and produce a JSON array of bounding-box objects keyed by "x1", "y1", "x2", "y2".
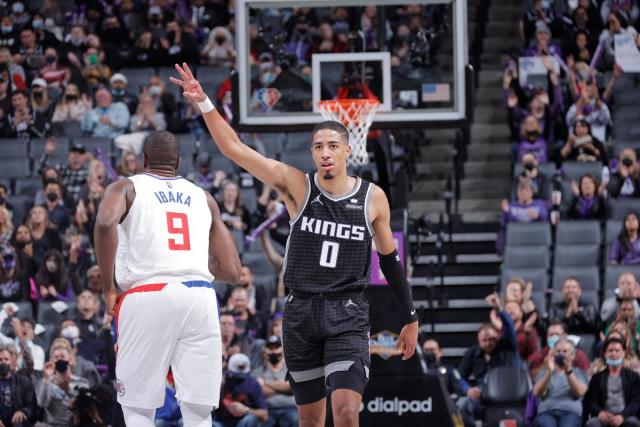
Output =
[
  {"x1": 171, "y1": 63, "x2": 418, "y2": 427},
  {"x1": 94, "y1": 131, "x2": 242, "y2": 427}
]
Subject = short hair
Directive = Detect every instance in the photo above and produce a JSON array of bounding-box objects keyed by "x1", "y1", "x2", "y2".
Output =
[
  {"x1": 0, "y1": 344, "x2": 15, "y2": 357},
  {"x1": 603, "y1": 336, "x2": 627, "y2": 353},
  {"x1": 555, "y1": 337, "x2": 576, "y2": 354},
  {"x1": 547, "y1": 320, "x2": 566, "y2": 333},
  {"x1": 312, "y1": 121, "x2": 349, "y2": 145},
  {"x1": 11, "y1": 90, "x2": 27, "y2": 99},
  {"x1": 478, "y1": 323, "x2": 499, "y2": 335},
  {"x1": 219, "y1": 310, "x2": 235, "y2": 318},
  {"x1": 143, "y1": 131, "x2": 180, "y2": 168},
  {"x1": 563, "y1": 276, "x2": 581, "y2": 287}
]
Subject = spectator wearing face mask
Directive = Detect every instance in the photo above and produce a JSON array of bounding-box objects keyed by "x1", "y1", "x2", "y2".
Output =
[
  {"x1": 610, "y1": 213, "x2": 640, "y2": 265},
  {"x1": 162, "y1": 20, "x2": 200, "y2": 67},
  {"x1": 35, "y1": 249, "x2": 74, "y2": 302},
  {"x1": 0, "y1": 345, "x2": 37, "y2": 427},
  {"x1": 37, "y1": 345, "x2": 90, "y2": 427},
  {"x1": 583, "y1": 337, "x2": 640, "y2": 427},
  {"x1": 201, "y1": 27, "x2": 236, "y2": 67},
  {"x1": 9, "y1": 2, "x2": 31, "y2": 32},
  {"x1": 97, "y1": 15, "x2": 131, "y2": 70},
  {"x1": 0, "y1": 16, "x2": 18, "y2": 52},
  {"x1": 30, "y1": 13, "x2": 59, "y2": 51},
  {"x1": 213, "y1": 353, "x2": 268, "y2": 427},
  {"x1": 0, "y1": 245, "x2": 29, "y2": 303},
  {"x1": 80, "y1": 47, "x2": 111, "y2": 89},
  {"x1": 517, "y1": 115, "x2": 549, "y2": 163},
  {"x1": 422, "y1": 339, "x2": 464, "y2": 400},
  {"x1": 513, "y1": 153, "x2": 551, "y2": 200},
  {"x1": 566, "y1": 174, "x2": 608, "y2": 221},
  {"x1": 50, "y1": 334, "x2": 100, "y2": 389},
  {"x1": 43, "y1": 181, "x2": 70, "y2": 233},
  {"x1": 529, "y1": 321, "x2": 591, "y2": 379},
  {"x1": 609, "y1": 149, "x2": 640, "y2": 198},
  {"x1": 251, "y1": 335, "x2": 298, "y2": 427},
  {"x1": 51, "y1": 83, "x2": 92, "y2": 123},
  {"x1": 109, "y1": 73, "x2": 138, "y2": 115},
  {"x1": 39, "y1": 47, "x2": 70, "y2": 89}
]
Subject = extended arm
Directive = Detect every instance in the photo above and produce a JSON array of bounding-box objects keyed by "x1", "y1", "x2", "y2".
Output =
[
  {"x1": 94, "y1": 179, "x2": 133, "y2": 314},
  {"x1": 370, "y1": 185, "x2": 418, "y2": 360},
  {"x1": 170, "y1": 63, "x2": 307, "y2": 216},
  {"x1": 206, "y1": 192, "x2": 242, "y2": 284}
]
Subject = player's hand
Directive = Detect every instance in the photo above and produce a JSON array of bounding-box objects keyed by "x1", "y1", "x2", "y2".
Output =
[
  {"x1": 397, "y1": 320, "x2": 418, "y2": 360},
  {"x1": 170, "y1": 63, "x2": 207, "y2": 103},
  {"x1": 103, "y1": 290, "x2": 118, "y2": 320}
]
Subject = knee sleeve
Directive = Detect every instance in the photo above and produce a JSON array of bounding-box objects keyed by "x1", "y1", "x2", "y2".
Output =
[
  {"x1": 121, "y1": 405, "x2": 156, "y2": 427},
  {"x1": 180, "y1": 401, "x2": 213, "y2": 427}
]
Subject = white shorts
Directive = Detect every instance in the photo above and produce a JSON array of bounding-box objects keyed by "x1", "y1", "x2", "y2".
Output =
[{"x1": 115, "y1": 280, "x2": 221, "y2": 409}]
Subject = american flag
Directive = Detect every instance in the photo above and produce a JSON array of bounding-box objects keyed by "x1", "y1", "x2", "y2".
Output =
[{"x1": 422, "y1": 83, "x2": 450, "y2": 103}]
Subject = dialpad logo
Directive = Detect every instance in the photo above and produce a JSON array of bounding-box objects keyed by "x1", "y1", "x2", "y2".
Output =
[{"x1": 360, "y1": 397, "x2": 433, "y2": 415}]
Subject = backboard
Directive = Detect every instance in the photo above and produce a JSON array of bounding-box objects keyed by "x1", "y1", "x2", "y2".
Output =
[{"x1": 235, "y1": 0, "x2": 468, "y2": 130}]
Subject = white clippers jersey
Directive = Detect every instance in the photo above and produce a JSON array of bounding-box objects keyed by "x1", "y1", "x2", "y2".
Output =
[{"x1": 115, "y1": 173, "x2": 214, "y2": 291}]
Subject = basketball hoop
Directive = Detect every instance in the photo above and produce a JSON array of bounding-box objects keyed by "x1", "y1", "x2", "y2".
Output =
[{"x1": 317, "y1": 99, "x2": 379, "y2": 167}]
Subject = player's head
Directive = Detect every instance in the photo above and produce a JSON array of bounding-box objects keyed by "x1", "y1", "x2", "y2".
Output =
[
  {"x1": 143, "y1": 131, "x2": 181, "y2": 173},
  {"x1": 311, "y1": 120, "x2": 350, "y2": 181}
]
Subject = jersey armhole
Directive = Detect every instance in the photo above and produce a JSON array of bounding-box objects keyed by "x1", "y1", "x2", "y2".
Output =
[
  {"x1": 289, "y1": 174, "x2": 311, "y2": 226},
  {"x1": 364, "y1": 183, "x2": 375, "y2": 237},
  {"x1": 121, "y1": 176, "x2": 140, "y2": 225}
]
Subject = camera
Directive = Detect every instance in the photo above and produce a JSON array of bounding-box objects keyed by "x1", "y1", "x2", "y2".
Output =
[{"x1": 554, "y1": 353, "x2": 565, "y2": 368}]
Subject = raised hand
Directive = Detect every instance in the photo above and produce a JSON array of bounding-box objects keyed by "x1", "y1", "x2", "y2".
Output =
[{"x1": 170, "y1": 63, "x2": 207, "y2": 103}]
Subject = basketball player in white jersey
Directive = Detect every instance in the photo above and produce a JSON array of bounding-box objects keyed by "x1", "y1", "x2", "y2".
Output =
[
  {"x1": 171, "y1": 63, "x2": 418, "y2": 427},
  {"x1": 94, "y1": 131, "x2": 242, "y2": 427}
]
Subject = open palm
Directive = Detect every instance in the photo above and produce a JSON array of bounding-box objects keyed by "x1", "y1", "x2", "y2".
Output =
[{"x1": 170, "y1": 63, "x2": 207, "y2": 103}]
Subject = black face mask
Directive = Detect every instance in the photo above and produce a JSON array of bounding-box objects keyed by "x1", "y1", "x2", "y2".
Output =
[
  {"x1": 65, "y1": 94, "x2": 77, "y2": 101},
  {"x1": 524, "y1": 162, "x2": 536, "y2": 171},
  {"x1": 424, "y1": 351, "x2": 437, "y2": 365},
  {"x1": 623, "y1": 158, "x2": 633, "y2": 168},
  {"x1": 55, "y1": 360, "x2": 69, "y2": 373},
  {"x1": 0, "y1": 363, "x2": 10, "y2": 377},
  {"x1": 526, "y1": 130, "x2": 540, "y2": 141},
  {"x1": 215, "y1": 36, "x2": 226, "y2": 44},
  {"x1": 167, "y1": 31, "x2": 176, "y2": 44},
  {"x1": 15, "y1": 241, "x2": 29, "y2": 249},
  {"x1": 267, "y1": 353, "x2": 282, "y2": 364},
  {"x1": 46, "y1": 192, "x2": 58, "y2": 202}
]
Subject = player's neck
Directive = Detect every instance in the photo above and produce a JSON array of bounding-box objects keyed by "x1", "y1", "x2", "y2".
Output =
[
  {"x1": 146, "y1": 166, "x2": 176, "y2": 178},
  {"x1": 316, "y1": 172, "x2": 356, "y2": 196}
]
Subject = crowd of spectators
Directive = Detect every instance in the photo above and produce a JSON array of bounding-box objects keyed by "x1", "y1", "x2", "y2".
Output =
[
  {"x1": 484, "y1": 0, "x2": 640, "y2": 426},
  {"x1": 0, "y1": 0, "x2": 453, "y2": 425}
]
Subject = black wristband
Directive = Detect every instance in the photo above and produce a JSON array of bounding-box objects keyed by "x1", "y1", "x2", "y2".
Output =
[{"x1": 378, "y1": 250, "x2": 418, "y2": 323}]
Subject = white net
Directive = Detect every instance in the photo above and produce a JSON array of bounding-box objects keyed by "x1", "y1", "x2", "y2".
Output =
[{"x1": 318, "y1": 99, "x2": 379, "y2": 167}]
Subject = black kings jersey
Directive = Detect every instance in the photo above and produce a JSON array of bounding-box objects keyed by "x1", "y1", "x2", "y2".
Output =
[{"x1": 283, "y1": 173, "x2": 374, "y2": 294}]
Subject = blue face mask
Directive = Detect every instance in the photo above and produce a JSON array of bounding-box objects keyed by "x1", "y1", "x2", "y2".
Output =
[
  {"x1": 1, "y1": 26, "x2": 12, "y2": 34},
  {"x1": 12, "y1": 3, "x2": 24, "y2": 14},
  {"x1": 606, "y1": 357, "x2": 624, "y2": 367},
  {"x1": 32, "y1": 20, "x2": 43, "y2": 30},
  {"x1": 547, "y1": 335, "x2": 560, "y2": 348},
  {"x1": 111, "y1": 89, "x2": 124, "y2": 97}
]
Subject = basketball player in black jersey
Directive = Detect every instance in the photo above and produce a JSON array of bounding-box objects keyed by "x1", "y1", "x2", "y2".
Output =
[{"x1": 171, "y1": 63, "x2": 418, "y2": 427}]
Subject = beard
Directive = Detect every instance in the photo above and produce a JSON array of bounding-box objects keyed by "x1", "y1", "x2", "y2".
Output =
[{"x1": 323, "y1": 172, "x2": 335, "y2": 180}]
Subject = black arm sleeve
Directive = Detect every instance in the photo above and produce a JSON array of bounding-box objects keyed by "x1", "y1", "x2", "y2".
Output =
[{"x1": 378, "y1": 250, "x2": 418, "y2": 323}]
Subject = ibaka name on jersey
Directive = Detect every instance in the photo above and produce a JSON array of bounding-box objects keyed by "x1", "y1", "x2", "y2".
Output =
[
  {"x1": 153, "y1": 191, "x2": 192, "y2": 207},
  {"x1": 300, "y1": 216, "x2": 365, "y2": 241}
]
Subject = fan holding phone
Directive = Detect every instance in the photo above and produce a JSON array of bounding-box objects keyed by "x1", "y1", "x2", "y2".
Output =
[{"x1": 531, "y1": 338, "x2": 589, "y2": 427}]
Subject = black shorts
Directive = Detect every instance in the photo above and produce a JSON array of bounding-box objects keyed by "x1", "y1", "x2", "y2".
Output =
[{"x1": 282, "y1": 292, "x2": 370, "y2": 404}]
